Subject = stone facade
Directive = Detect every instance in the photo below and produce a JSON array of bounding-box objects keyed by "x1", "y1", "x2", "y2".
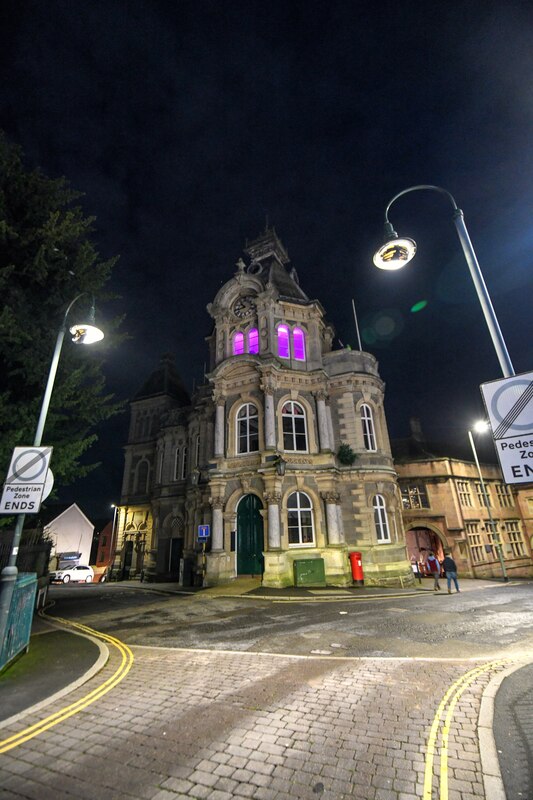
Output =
[
  {"x1": 115, "y1": 229, "x2": 414, "y2": 587},
  {"x1": 396, "y1": 453, "x2": 533, "y2": 579}
]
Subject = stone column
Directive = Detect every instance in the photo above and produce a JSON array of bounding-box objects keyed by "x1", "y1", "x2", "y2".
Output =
[
  {"x1": 322, "y1": 492, "x2": 343, "y2": 545},
  {"x1": 214, "y1": 394, "x2": 225, "y2": 457},
  {"x1": 210, "y1": 497, "x2": 225, "y2": 551},
  {"x1": 315, "y1": 391, "x2": 331, "y2": 452},
  {"x1": 264, "y1": 387, "x2": 276, "y2": 450},
  {"x1": 264, "y1": 492, "x2": 282, "y2": 549}
]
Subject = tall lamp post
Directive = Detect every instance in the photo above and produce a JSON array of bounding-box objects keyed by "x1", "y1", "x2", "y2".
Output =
[
  {"x1": 373, "y1": 184, "x2": 515, "y2": 379},
  {"x1": 0, "y1": 294, "x2": 104, "y2": 649},
  {"x1": 468, "y1": 421, "x2": 508, "y2": 582}
]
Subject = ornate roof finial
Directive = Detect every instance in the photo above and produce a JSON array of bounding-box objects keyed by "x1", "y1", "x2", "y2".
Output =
[{"x1": 235, "y1": 257, "x2": 245, "y2": 273}]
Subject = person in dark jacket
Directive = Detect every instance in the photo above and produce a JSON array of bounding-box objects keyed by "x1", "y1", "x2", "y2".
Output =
[{"x1": 442, "y1": 553, "x2": 460, "y2": 593}]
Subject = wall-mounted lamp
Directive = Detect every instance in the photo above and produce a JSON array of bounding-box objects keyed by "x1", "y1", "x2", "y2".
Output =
[{"x1": 275, "y1": 455, "x2": 287, "y2": 476}]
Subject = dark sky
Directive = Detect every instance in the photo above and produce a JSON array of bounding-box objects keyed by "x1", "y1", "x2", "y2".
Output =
[{"x1": 1, "y1": 0, "x2": 532, "y2": 521}]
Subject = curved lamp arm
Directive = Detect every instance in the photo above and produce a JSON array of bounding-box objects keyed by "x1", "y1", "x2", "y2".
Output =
[{"x1": 380, "y1": 184, "x2": 514, "y2": 379}]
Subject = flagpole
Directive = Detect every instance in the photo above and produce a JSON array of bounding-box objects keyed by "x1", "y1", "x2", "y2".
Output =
[{"x1": 352, "y1": 299, "x2": 362, "y2": 351}]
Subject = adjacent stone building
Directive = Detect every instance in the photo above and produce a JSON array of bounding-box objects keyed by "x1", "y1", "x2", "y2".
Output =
[
  {"x1": 114, "y1": 229, "x2": 413, "y2": 587},
  {"x1": 394, "y1": 423, "x2": 533, "y2": 579}
]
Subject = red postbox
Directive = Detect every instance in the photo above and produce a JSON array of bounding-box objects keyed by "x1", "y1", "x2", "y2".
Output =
[{"x1": 349, "y1": 551, "x2": 364, "y2": 585}]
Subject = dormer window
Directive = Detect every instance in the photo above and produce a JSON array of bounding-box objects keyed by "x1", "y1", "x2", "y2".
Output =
[
  {"x1": 233, "y1": 332, "x2": 245, "y2": 355},
  {"x1": 248, "y1": 328, "x2": 259, "y2": 354},
  {"x1": 293, "y1": 327, "x2": 306, "y2": 361},
  {"x1": 277, "y1": 325, "x2": 290, "y2": 359},
  {"x1": 276, "y1": 324, "x2": 307, "y2": 362},
  {"x1": 233, "y1": 329, "x2": 259, "y2": 356}
]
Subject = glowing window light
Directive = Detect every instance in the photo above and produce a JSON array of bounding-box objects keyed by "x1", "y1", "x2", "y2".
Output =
[
  {"x1": 248, "y1": 328, "x2": 259, "y2": 354},
  {"x1": 293, "y1": 327, "x2": 306, "y2": 361},
  {"x1": 277, "y1": 325, "x2": 290, "y2": 359},
  {"x1": 233, "y1": 332, "x2": 244, "y2": 355}
]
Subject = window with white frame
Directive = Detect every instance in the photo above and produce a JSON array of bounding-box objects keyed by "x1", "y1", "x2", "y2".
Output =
[
  {"x1": 236, "y1": 403, "x2": 259, "y2": 454},
  {"x1": 504, "y1": 521, "x2": 525, "y2": 556},
  {"x1": 181, "y1": 445, "x2": 188, "y2": 479},
  {"x1": 360, "y1": 404, "x2": 377, "y2": 451},
  {"x1": 495, "y1": 483, "x2": 513, "y2": 507},
  {"x1": 282, "y1": 401, "x2": 308, "y2": 451},
  {"x1": 457, "y1": 481, "x2": 473, "y2": 507},
  {"x1": 475, "y1": 482, "x2": 492, "y2": 507},
  {"x1": 293, "y1": 327, "x2": 306, "y2": 361},
  {"x1": 277, "y1": 325, "x2": 290, "y2": 359},
  {"x1": 287, "y1": 492, "x2": 315, "y2": 546},
  {"x1": 465, "y1": 522, "x2": 485, "y2": 562},
  {"x1": 373, "y1": 494, "x2": 391, "y2": 543}
]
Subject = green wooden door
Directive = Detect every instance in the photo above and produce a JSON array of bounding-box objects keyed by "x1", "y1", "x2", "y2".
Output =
[{"x1": 237, "y1": 494, "x2": 264, "y2": 575}]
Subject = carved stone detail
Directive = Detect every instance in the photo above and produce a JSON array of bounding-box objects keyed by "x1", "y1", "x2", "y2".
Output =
[
  {"x1": 321, "y1": 492, "x2": 341, "y2": 504},
  {"x1": 264, "y1": 493, "x2": 281, "y2": 505},
  {"x1": 210, "y1": 497, "x2": 225, "y2": 509}
]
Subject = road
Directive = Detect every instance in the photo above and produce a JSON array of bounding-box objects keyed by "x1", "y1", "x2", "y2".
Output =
[
  {"x1": 47, "y1": 579, "x2": 533, "y2": 660},
  {"x1": 0, "y1": 579, "x2": 531, "y2": 800}
]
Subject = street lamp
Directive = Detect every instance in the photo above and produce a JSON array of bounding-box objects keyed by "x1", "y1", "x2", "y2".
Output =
[
  {"x1": 373, "y1": 184, "x2": 515, "y2": 379},
  {"x1": 468, "y1": 420, "x2": 508, "y2": 582},
  {"x1": 0, "y1": 294, "x2": 104, "y2": 649}
]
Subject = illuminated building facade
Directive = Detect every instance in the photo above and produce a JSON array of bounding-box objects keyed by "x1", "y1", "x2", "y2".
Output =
[{"x1": 115, "y1": 229, "x2": 413, "y2": 587}]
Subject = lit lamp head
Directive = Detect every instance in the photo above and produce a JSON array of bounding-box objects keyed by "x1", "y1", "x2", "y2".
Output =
[
  {"x1": 373, "y1": 221, "x2": 417, "y2": 270},
  {"x1": 473, "y1": 420, "x2": 490, "y2": 434},
  {"x1": 69, "y1": 302, "x2": 104, "y2": 344}
]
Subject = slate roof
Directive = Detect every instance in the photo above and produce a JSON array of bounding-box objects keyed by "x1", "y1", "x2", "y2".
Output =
[{"x1": 134, "y1": 353, "x2": 191, "y2": 405}]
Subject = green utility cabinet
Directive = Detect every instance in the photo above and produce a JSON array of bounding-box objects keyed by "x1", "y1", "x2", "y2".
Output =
[{"x1": 293, "y1": 558, "x2": 326, "y2": 587}]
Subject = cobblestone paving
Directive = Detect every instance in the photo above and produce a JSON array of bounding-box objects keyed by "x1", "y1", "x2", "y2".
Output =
[{"x1": 0, "y1": 647, "x2": 503, "y2": 799}]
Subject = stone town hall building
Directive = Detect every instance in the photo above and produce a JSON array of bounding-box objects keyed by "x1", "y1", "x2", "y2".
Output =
[{"x1": 114, "y1": 229, "x2": 413, "y2": 588}]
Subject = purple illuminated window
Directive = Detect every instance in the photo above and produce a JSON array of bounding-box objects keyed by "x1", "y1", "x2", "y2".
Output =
[
  {"x1": 233, "y1": 332, "x2": 244, "y2": 355},
  {"x1": 248, "y1": 328, "x2": 259, "y2": 354},
  {"x1": 277, "y1": 325, "x2": 290, "y2": 358},
  {"x1": 293, "y1": 327, "x2": 306, "y2": 361}
]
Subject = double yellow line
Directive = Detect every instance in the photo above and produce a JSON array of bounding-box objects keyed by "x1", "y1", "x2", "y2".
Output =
[
  {"x1": 0, "y1": 617, "x2": 134, "y2": 753},
  {"x1": 423, "y1": 659, "x2": 509, "y2": 800}
]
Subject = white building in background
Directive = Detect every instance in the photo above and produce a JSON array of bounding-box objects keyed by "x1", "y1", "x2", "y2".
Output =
[{"x1": 44, "y1": 503, "x2": 94, "y2": 568}]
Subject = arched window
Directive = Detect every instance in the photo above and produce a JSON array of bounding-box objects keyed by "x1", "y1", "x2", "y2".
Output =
[
  {"x1": 173, "y1": 448, "x2": 180, "y2": 480},
  {"x1": 282, "y1": 401, "x2": 308, "y2": 451},
  {"x1": 361, "y1": 404, "x2": 377, "y2": 451},
  {"x1": 248, "y1": 328, "x2": 259, "y2": 354},
  {"x1": 157, "y1": 448, "x2": 164, "y2": 483},
  {"x1": 293, "y1": 327, "x2": 306, "y2": 361},
  {"x1": 136, "y1": 460, "x2": 149, "y2": 494},
  {"x1": 287, "y1": 492, "x2": 315, "y2": 546},
  {"x1": 233, "y1": 332, "x2": 244, "y2": 355},
  {"x1": 237, "y1": 403, "x2": 259, "y2": 454},
  {"x1": 195, "y1": 434, "x2": 201, "y2": 466},
  {"x1": 277, "y1": 325, "x2": 290, "y2": 359},
  {"x1": 181, "y1": 446, "x2": 188, "y2": 479},
  {"x1": 373, "y1": 495, "x2": 390, "y2": 542}
]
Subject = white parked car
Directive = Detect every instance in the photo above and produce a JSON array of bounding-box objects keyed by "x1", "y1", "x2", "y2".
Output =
[{"x1": 50, "y1": 565, "x2": 95, "y2": 584}]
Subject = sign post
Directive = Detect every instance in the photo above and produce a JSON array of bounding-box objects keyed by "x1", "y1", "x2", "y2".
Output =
[
  {"x1": 197, "y1": 525, "x2": 210, "y2": 586},
  {"x1": 480, "y1": 370, "x2": 533, "y2": 484}
]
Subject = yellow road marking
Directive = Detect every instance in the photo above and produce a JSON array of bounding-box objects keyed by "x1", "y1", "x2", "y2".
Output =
[
  {"x1": 0, "y1": 616, "x2": 134, "y2": 753},
  {"x1": 423, "y1": 659, "x2": 508, "y2": 800}
]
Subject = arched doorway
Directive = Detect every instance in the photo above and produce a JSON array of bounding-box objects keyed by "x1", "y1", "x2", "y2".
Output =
[
  {"x1": 236, "y1": 494, "x2": 264, "y2": 575},
  {"x1": 406, "y1": 526, "x2": 445, "y2": 574}
]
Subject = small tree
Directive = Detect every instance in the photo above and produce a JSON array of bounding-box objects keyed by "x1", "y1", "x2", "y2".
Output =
[
  {"x1": 337, "y1": 442, "x2": 357, "y2": 466},
  {"x1": 0, "y1": 132, "x2": 124, "y2": 520}
]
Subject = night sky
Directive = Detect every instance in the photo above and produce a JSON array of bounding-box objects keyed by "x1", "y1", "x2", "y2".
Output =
[{"x1": 1, "y1": 0, "x2": 532, "y2": 521}]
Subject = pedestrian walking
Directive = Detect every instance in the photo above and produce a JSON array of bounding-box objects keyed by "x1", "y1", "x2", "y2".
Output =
[
  {"x1": 442, "y1": 552, "x2": 460, "y2": 593},
  {"x1": 426, "y1": 551, "x2": 441, "y2": 591}
]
